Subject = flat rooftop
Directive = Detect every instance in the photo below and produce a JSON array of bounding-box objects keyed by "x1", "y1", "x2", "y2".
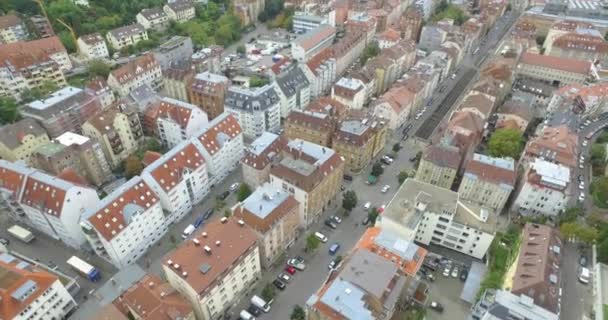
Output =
[
  {"x1": 248, "y1": 132, "x2": 280, "y2": 156},
  {"x1": 455, "y1": 201, "x2": 498, "y2": 234},
  {"x1": 242, "y1": 183, "x2": 290, "y2": 220},
  {"x1": 27, "y1": 87, "x2": 82, "y2": 110},
  {"x1": 55, "y1": 132, "x2": 90, "y2": 146}
]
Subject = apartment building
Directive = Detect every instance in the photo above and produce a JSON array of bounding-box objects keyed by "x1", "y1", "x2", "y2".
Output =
[
  {"x1": 85, "y1": 77, "x2": 116, "y2": 109},
  {"x1": 81, "y1": 176, "x2": 167, "y2": 268},
  {"x1": 292, "y1": 24, "x2": 337, "y2": 61},
  {"x1": 333, "y1": 118, "x2": 387, "y2": 173},
  {"x1": 515, "y1": 52, "x2": 594, "y2": 86},
  {"x1": 495, "y1": 96, "x2": 535, "y2": 132},
  {"x1": 195, "y1": 113, "x2": 244, "y2": 186},
  {"x1": 233, "y1": 183, "x2": 300, "y2": 268},
  {"x1": 400, "y1": 7, "x2": 423, "y2": 42},
  {"x1": 188, "y1": 72, "x2": 231, "y2": 120},
  {"x1": 163, "y1": 65, "x2": 195, "y2": 102},
  {"x1": 148, "y1": 97, "x2": 208, "y2": 148},
  {"x1": 136, "y1": 8, "x2": 169, "y2": 31},
  {"x1": 142, "y1": 141, "x2": 210, "y2": 224},
  {"x1": 372, "y1": 86, "x2": 415, "y2": 130},
  {"x1": 515, "y1": 158, "x2": 570, "y2": 217},
  {"x1": 82, "y1": 106, "x2": 144, "y2": 168},
  {"x1": 419, "y1": 25, "x2": 448, "y2": 52},
  {"x1": 285, "y1": 110, "x2": 337, "y2": 147},
  {"x1": 233, "y1": 0, "x2": 265, "y2": 26},
  {"x1": 458, "y1": 153, "x2": 516, "y2": 213},
  {"x1": 0, "y1": 119, "x2": 50, "y2": 166},
  {"x1": 379, "y1": 179, "x2": 496, "y2": 259},
  {"x1": 112, "y1": 273, "x2": 194, "y2": 319},
  {"x1": 330, "y1": 29, "x2": 366, "y2": 77},
  {"x1": 0, "y1": 160, "x2": 100, "y2": 248},
  {"x1": 77, "y1": 33, "x2": 110, "y2": 60},
  {"x1": 332, "y1": 77, "x2": 366, "y2": 110},
  {"x1": 0, "y1": 37, "x2": 69, "y2": 100},
  {"x1": 307, "y1": 249, "x2": 409, "y2": 320},
  {"x1": 241, "y1": 132, "x2": 287, "y2": 187},
  {"x1": 162, "y1": 218, "x2": 261, "y2": 320},
  {"x1": 293, "y1": 12, "x2": 327, "y2": 33},
  {"x1": 224, "y1": 85, "x2": 281, "y2": 138},
  {"x1": 303, "y1": 48, "x2": 337, "y2": 98},
  {"x1": 274, "y1": 64, "x2": 311, "y2": 118},
  {"x1": 471, "y1": 290, "x2": 559, "y2": 320},
  {"x1": 107, "y1": 54, "x2": 163, "y2": 96},
  {"x1": 106, "y1": 24, "x2": 148, "y2": 50},
  {"x1": 163, "y1": 1, "x2": 196, "y2": 23},
  {"x1": 0, "y1": 252, "x2": 77, "y2": 320},
  {"x1": 152, "y1": 36, "x2": 194, "y2": 70},
  {"x1": 415, "y1": 144, "x2": 461, "y2": 189},
  {"x1": 376, "y1": 28, "x2": 401, "y2": 49},
  {"x1": 21, "y1": 87, "x2": 102, "y2": 138},
  {"x1": 524, "y1": 124, "x2": 578, "y2": 169},
  {"x1": 0, "y1": 14, "x2": 28, "y2": 43},
  {"x1": 270, "y1": 139, "x2": 344, "y2": 227},
  {"x1": 29, "y1": 15, "x2": 54, "y2": 39}
]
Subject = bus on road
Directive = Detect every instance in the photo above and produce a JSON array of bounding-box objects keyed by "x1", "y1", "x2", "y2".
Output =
[{"x1": 67, "y1": 256, "x2": 101, "y2": 282}]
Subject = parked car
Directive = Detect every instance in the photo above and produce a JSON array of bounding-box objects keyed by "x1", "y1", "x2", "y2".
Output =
[
  {"x1": 0, "y1": 238, "x2": 9, "y2": 246},
  {"x1": 362, "y1": 216, "x2": 370, "y2": 225},
  {"x1": 429, "y1": 301, "x2": 444, "y2": 312},
  {"x1": 247, "y1": 305, "x2": 262, "y2": 317},
  {"x1": 278, "y1": 273, "x2": 291, "y2": 283},
  {"x1": 287, "y1": 257, "x2": 306, "y2": 270},
  {"x1": 324, "y1": 219, "x2": 337, "y2": 229},
  {"x1": 459, "y1": 268, "x2": 468, "y2": 282},
  {"x1": 442, "y1": 266, "x2": 451, "y2": 277},
  {"x1": 331, "y1": 215, "x2": 342, "y2": 224},
  {"x1": 230, "y1": 183, "x2": 240, "y2": 192},
  {"x1": 284, "y1": 265, "x2": 296, "y2": 275},
  {"x1": 217, "y1": 191, "x2": 230, "y2": 200},
  {"x1": 451, "y1": 266, "x2": 459, "y2": 278},
  {"x1": 329, "y1": 243, "x2": 340, "y2": 255},
  {"x1": 203, "y1": 208, "x2": 214, "y2": 220},
  {"x1": 329, "y1": 256, "x2": 343, "y2": 270},
  {"x1": 381, "y1": 185, "x2": 391, "y2": 193},
  {"x1": 580, "y1": 255, "x2": 588, "y2": 267},
  {"x1": 343, "y1": 174, "x2": 353, "y2": 181},
  {"x1": 273, "y1": 279, "x2": 286, "y2": 290},
  {"x1": 363, "y1": 202, "x2": 371, "y2": 210}
]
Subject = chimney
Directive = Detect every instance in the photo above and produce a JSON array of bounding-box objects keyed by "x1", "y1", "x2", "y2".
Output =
[
  {"x1": 216, "y1": 240, "x2": 221, "y2": 246},
  {"x1": 204, "y1": 245, "x2": 212, "y2": 254},
  {"x1": 202, "y1": 232, "x2": 207, "y2": 237},
  {"x1": 238, "y1": 219, "x2": 245, "y2": 226},
  {"x1": 148, "y1": 281, "x2": 154, "y2": 288},
  {"x1": 221, "y1": 217, "x2": 228, "y2": 223},
  {"x1": 193, "y1": 238, "x2": 200, "y2": 246},
  {"x1": 182, "y1": 272, "x2": 188, "y2": 277},
  {"x1": 173, "y1": 263, "x2": 180, "y2": 269},
  {"x1": 167, "y1": 259, "x2": 173, "y2": 265}
]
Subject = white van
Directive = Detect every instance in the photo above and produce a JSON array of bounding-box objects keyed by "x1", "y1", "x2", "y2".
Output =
[
  {"x1": 182, "y1": 224, "x2": 195, "y2": 239},
  {"x1": 239, "y1": 310, "x2": 255, "y2": 320},
  {"x1": 579, "y1": 267, "x2": 590, "y2": 284},
  {"x1": 251, "y1": 295, "x2": 271, "y2": 312},
  {"x1": 315, "y1": 232, "x2": 328, "y2": 243}
]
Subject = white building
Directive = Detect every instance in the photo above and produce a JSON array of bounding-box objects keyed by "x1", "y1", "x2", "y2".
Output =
[
  {"x1": 274, "y1": 64, "x2": 311, "y2": 118},
  {"x1": 106, "y1": 24, "x2": 148, "y2": 50},
  {"x1": 302, "y1": 50, "x2": 336, "y2": 98},
  {"x1": 81, "y1": 176, "x2": 167, "y2": 268},
  {"x1": 332, "y1": 77, "x2": 366, "y2": 110},
  {"x1": 107, "y1": 54, "x2": 162, "y2": 97},
  {"x1": 164, "y1": 1, "x2": 196, "y2": 23},
  {"x1": 136, "y1": 8, "x2": 169, "y2": 31},
  {"x1": 0, "y1": 160, "x2": 100, "y2": 249},
  {"x1": 379, "y1": 179, "x2": 496, "y2": 259},
  {"x1": 0, "y1": 252, "x2": 77, "y2": 320},
  {"x1": 194, "y1": 113, "x2": 245, "y2": 186},
  {"x1": 77, "y1": 33, "x2": 109, "y2": 60},
  {"x1": 515, "y1": 158, "x2": 571, "y2": 217},
  {"x1": 154, "y1": 97, "x2": 209, "y2": 148},
  {"x1": 224, "y1": 85, "x2": 281, "y2": 138},
  {"x1": 142, "y1": 141, "x2": 210, "y2": 224},
  {"x1": 291, "y1": 24, "x2": 336, "y2": 61},
  {"x1": 293, "y1": 12, "x2": 328, "y2": 34},
  {"x1": 0, "y1": 14, "x2": 28, "y2": 44}
]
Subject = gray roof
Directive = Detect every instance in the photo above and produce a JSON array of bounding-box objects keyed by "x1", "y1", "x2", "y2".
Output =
[
  {"x1": 109, "y1": 24, "x2": 145, "y2": 39},
  {"x1": 166, "y1": 0, "x2": 194, "y2": 12},
  {"x1": 374, "y1": 229, "x2": 420, "y2": 261},
  {"x1": 138, "y1": 7, "x2": 167, "y2": 21},
  {"x1": 0, "y1": 118, "x2": 47, "y2": 149},
  {"x1": 241, "y1": 183, "x2": 290, "y2": 219},
  {"x1": 276, "y1": 65, "x2": 310, "y2": 97},
  {"x1": 339, "y1": 249, "x2": 398, "y2": 299},
  {"x1": 121, "y1": 84, "x2": 160, "y2": 112},
  {"x1": 485, "y1": 290, "x2": 558, "y2": 320},
  {"x1": 225, "y1": 84, "x2": 279, "y2": 112},
  {"x1": 247, "y1": 132, "x2": 280, "y2": 156},
  {"x1": 22, "y1": 87, "x2": 88, "y2": 119}
]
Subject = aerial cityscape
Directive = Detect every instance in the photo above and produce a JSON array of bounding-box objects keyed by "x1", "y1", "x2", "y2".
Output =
[{"x1": 0, "y1": 0, "x2": 606, "y2": 319}]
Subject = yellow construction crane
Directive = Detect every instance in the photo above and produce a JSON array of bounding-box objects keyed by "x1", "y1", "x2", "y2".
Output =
[
  {"x1": 56, "y1": 18, "x2": 79, "y2": 54},
  {"x1": 33, "y1": 0, "x2": 49, "y2": 21}
]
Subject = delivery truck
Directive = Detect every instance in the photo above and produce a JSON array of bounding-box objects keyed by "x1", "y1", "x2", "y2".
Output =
[
  {"x1": 7, "y1": 225, "x2": 35, "y2": 243},
  {"x1": 67, "y1": 256, "x2": 101, "y2": 282}
]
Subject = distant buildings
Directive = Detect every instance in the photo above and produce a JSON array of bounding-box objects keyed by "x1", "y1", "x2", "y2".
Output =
[
  {"x1": 270, "y1": 139, "x2": 344, "y2": 227},
  {"x1": 515, "y1": 158, "x2": 571, "y2": 217},
  {"x1": 106, "y1": 24, "x2": 148, "y2": 50},
  {"x1": 188, "y1": 72, "x2": 231, "y2": 120},
  {"x1": 162, "y1": 218, "x2": 261, "y2": 320},
  {"x1": 136, "y1": 8, "x2": 169, "y2": 31},
  {"x1": 0, "y1": 251, "x2": 77, "y2": 320},
  {"x1": 292, "y1": 25, "x2": 337, "y2": 61},
  {"x1": 77, "y1": 33, "x2": 110, "y2": 60},
  {"x1": 21, "y1": 87, "x2": 102, "y2": 138},
  {"x1": 233, "y1": 183, "x2": 300, "y2": 268},
  {"x1": 233, "y1": 0, "x2": 265, "y2": 26},
  {"x1": 0, "y1": 119, "x2": 50, "y2": 166},
  {"x1": 81, "y1": 176, "x2": 167, "y2": 268},
  {"x1": 108, "y1": 54, "x2": 163, "y2": 96},
  {"x1": 241, "y1": 132, "x2": 287, "y2": 187},
  {"x1": 0, "y1": 160, "x2": 100, "y2": 248},
  {"x1": 472, "y1": 289, "x2": 559, "y2": 320},
  {"x1": 515, "y1": 52, "x2": 594, "y2": 86},
  {"x1": 164, "y1": 0, "x2": 196, "y2": 23},
  {"x1": 293, "y1": 12, "x2": 328, "y2": 34},
  {"x1": 225, "y1": 85, "x2": 281, "y2": 138},
  {"x1": 0, "y1": 14, "x2": 28, "y2": 43},
  {"x1": 152, "y1": 36, "x2": 194, "y2": 70}
]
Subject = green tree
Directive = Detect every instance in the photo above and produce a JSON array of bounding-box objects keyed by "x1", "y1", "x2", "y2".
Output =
[
  {"x1": 398, "y1": 171, "x2": 409, "y2": 185},
  {"x1": 368, "y1": 207, "x2": 379, "y2": 225},
  {"x1": 592, "y1": 177, "x2": 608, "y2": 208},
  {"x1": 224, "y1": 209, "x2": 232, "y2": 218},
  {"x1": 214, "y1": 199, "x2": 226, "y2": 211},
  {"x1": 306, "y1": 233, "x2": 320, "y2": 252},
  {"x1": 249, "y1": 75, "x2": 269, "y2": 87},
  {"x1": 58, "y1": 30, "x2": 77, "y2": 53},
  {"x1": 88, "y1": 59, "x2": 112, "y2": 78},
  {"x1": 236, "y1": 44, "x2": 246, "y2": 54},
  {"x1": 488, "y1": 128, "x2": 524, "y2": 159},
  {"x1": 578, "y1": 226, "x2": 598, "y2": 245},
  {"x1": 290, "y1": 305, "x2": 305, "y2": 320},
  {"x1": 0, "y1": 97, "x2": 20, "y2": 124},
  {"x1": 591, "y1": 143, "x2": 607, "y2": 166},
  {"x1": 559, "y1": 207, "x2": 582, "y2": 225},
  {"x1": 237, "y1": 183, "x2": 252, "y2": 201},
  {"x1": 261, "y1": 283, "x2": 276, "y2": 301},
  {"x1": 598, "y1": 236, "x2": 608, "y2": 263},
  {"x1": 361, "y1": 41, "x2": 380, "y2": 64},
  {"x1": 392, "y1": 143, "x2": 401, "y2": 153},
  {"x1": 342, "y1": 190, "x2": 358, "y2": 211},
  {"x1": 371, "y1": 162, "x2": 384, "y2": 177},
  {"x1": 536, "y1": 35, "x2": 546, "y2": 46},
  {"x1": 124, "y1": 154, "x2": 143, "y2": 178},
  {"x1": 560, "y1": 222, "x2": 580, "y2": 240}
]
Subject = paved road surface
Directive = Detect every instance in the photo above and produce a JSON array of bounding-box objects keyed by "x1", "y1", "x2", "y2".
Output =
[{"x1": 561, "y1": 242, "x2": 593, "y2": 320}]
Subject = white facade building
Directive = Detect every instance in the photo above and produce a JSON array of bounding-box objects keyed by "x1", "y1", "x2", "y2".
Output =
[
  {"x1": 106, "y1": 24, "x2": 148, "y2": 50},
  {"x1": 164, "y1": 1, "x2": 196, "y2": 23},
  {"x1": 136, "y1": 8, "x2": 169, "y2": 31},
  {"x1": 77, "y1": 33, "x2": 109, "y2": 60},
  {"x1": 515, "y1": 158, "x2": 571, "y2": 217},
  {"x1": 224, "y1": 85, "x2": 281, "y2": 138},
  {"x1": 274, "y1": 65, "x2": 311, "y2": 118},
  {"x1": 81, "y1": 177, "x2": 167, "y2": 268},
  {"x1": 155, "y1": 97, "x2": 209, "y2": 148},
  {"x1": 332, "y1": 77, "x2": 366, "y2": 110},
  {"x1": 142, "y1": 141, "x2": 210, "y2": 224},
  {"x1": 0, "y1": 160, "x2": 100, "y2": 249},
  {"x1": 194, "y1": 113, "x2": 245, "y2": 186},
  {"x1": 107, "y1": 54, "x2": 162, "y2": 97},
  {"x1": 291, "y1": 24, "x2": 336, "y2": 61},
  {"x1": 303, "y1": 52, "x2": 337, "y2": 98},
  {"x1": 293, "y1": 12, "x2": 328, "y2": 34},
  {"x1": 379, "y1": 179, "x2": 496, "y2": 259}
]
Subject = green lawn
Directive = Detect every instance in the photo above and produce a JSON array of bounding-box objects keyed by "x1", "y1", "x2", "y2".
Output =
[{"x1": 477, "y1": 225, "x2": 521, "y2": 298}]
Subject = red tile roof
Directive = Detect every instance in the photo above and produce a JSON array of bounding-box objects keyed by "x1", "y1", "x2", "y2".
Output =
[
  {"x1": 0, "y1": 14, "x2": 22, "y2": 29},
  {"x1": 156, "y1": 98, "x2": 196, "y2": 130},
  {"x1": 422, "y1": 144, "x2": 461, "y2": 169},
  {"x1": 20, "y1": 173, "x2": 70, "y2": 217},
  {"x1": 142, "y1": 151, "x2": 162, "y2": 166},
  {"x1": 296, "y1": 25, "x2": 336, "y2": 51},
  {"x1": 553, "y1": 33, "x2": 608, "y2": 54},
  {"x1": 519, "y1": 52, "x2": 592, "y2": 74},
  {"x1": 110, "y1": 54, "x2": 160, "y2": 85},
  {"x1": 0, "y1": 36, "x2": 66, "y2": 70},
  {"x1": 378, "y1": 28, "x2": 401, "y2": 42},
  {"x1": 525, "y1": 124, "x2": 578, "y2": 168},
  {"x1": 242, "y1": 134, "x2": 288, "y2": 170},
  {"x1": 0, "y1": 162, "x2": 30, "y2": 200},
  {"x1": 197, "y1": 113, "x2": 242, "y2": 156},
  {"x1": 88, "y1": 177, "x2": 159, "y2": 241},
  {"x1": 146, "y1": 142, "x2": 206, "y2": 193},
  {"x1": 465, "y1": 156, "x2": 515, "y2": 186},
  {"x1": 57, "y1": 168, "x2": 89, "y2": 186},
  {"x1": 306, "y1": 48, "x2": 334, "y2": 76}
]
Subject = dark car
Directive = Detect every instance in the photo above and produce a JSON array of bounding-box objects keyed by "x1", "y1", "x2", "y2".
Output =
[
  {"x1": 203, "y1": 208, "x2": 214, "y2": 220},
  {"x1": 247, "y1": 305, "x2": 262, "y2": 316},
  {"x1": 194, "y1": 216, "x2": 204, "y2": 228},
  {"x1": 217, "y1": 191, "x2": 230, "y2": 200},
  {"x1": 324, "y1": 219, "x2": 337, "y2": 229},
  {"x1": 459, "y1": 268, "x2": 468, "y2": 282},
  {"x1": 0, "y1": 238, "x2": 9, "y2": 246},
  {"x1": 429, "y1": 301, "x2": 444, "y2": 312},
  {"x1": 273, "y1": 279, "x2": 286, "y2": 290},
  {"x1": 362, "y1": 216, "x2": 370, "y2": 225},
  {"x1": 580, "y1": 255, "x2": 588, "y2": 267},
  {"x1": 343, "y1": 174, "x2": 353, "y2": 181}
]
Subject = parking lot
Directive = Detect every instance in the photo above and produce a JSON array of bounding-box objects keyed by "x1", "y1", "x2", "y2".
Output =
[{"x1": 425, "y1": 272, "x2": 472, "y2": 320}]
